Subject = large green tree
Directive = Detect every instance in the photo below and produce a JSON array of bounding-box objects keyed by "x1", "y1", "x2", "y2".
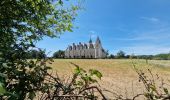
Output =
[
  {"x1": 0, "y1": 0, "x2": 79, "y2": 99},
  {"x1": 116, "y1": 50, "x2": 125, "y2": 59},
  {"x1": 28, "y1": 50, "x2": 46, "y2": 59},
  {"x1": 53, "y1": 50, "x2": 65, "y2": 58}
]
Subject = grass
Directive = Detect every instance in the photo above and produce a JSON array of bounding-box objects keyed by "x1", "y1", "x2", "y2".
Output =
[
  {"x1": 49, "y1": 59, "x2": 170, "y2": 99},
  {"x1": 50, "y1": 59, "x2": 170, "y2": 76}
]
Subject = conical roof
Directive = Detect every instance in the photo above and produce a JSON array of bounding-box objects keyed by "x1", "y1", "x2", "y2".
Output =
[
  {"x1": 96, "y1": 36, "x2": 101, "y2": 44},
  {"x1": 89, "y1": 38, "x2": 92, "y2": 43}
]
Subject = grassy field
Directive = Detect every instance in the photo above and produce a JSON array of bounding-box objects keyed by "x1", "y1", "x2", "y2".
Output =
[{"x1": 50, "y1": 59, "x2": 170, "y2": 99}]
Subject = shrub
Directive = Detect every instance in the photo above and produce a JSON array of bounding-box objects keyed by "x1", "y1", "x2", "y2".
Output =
[
  {"x1": 0, "y1": 0, "x2": 79, "y2": 99},
  {"x1": 39, "y1": 62, "x2": 106, "y2": 100}
]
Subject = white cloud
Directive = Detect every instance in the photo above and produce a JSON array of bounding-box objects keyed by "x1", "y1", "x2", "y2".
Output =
[
  {"x1": 91, "y1": 34, "x2": 97, "y2": 38},
  {"x1": 140, "y1": 17, "x2": 160, "y2": 22},
  {"x1": 89, "y1": 30, "x2": 98, "y2": 39},
  {"x1": 111, "y1": 27, "x2": 170, "y2": 41},
  {"x1": 134, "y1": 28, "x2": 170, "y2": 40},
  {"x1": 123, "y1": 45, "x2": 170, "y2": 55},
  {"x1": 89, "y1": 30, "x2": 96, "y2": 34},
  {"x1": 109, "y1": 26, "x2": 170, "y2": 55}
]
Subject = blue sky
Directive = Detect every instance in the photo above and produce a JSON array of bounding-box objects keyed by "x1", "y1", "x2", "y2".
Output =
[{"x1": 36, "y1": 0, "x2": 170, "y2": 56}]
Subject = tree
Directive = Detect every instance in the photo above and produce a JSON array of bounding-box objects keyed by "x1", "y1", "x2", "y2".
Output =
[
  {"x1": 137, "y1": 55, "x2": 153, "y2": 60},
  {"x1": 0, "y1": 0, "x2": 79, "y2": 99},
  {"x1": 153, "y1": 53, "x2": 170, "y2": 60},
  {"x1": 105, "y1": 50, "x2": 109, "y2": 58},
  {"x1": 108, "y1": 54, "x2": 115, "y2": 59},
  {"x1": 53, "y1": 50, "x2": 65, "y2": 58},
  {"x1": 116, "y1": 50, "x2": 125, "y2": 58},
  {"x1": 129, "y1": 53, "x2": 137, "y2": 59},
  {"x1": 28, "y1": 49, "x2": 46, "y2": 59}
]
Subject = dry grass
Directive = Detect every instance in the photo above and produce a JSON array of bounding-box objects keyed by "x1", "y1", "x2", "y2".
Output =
[{"x1": 49, "y1": 59, "x2": 170, "y2": 99}]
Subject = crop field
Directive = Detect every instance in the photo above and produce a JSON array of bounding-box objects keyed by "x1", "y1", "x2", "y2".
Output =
[{"x1": 50, "y1": 59, "x2": 170, "y2": 99}]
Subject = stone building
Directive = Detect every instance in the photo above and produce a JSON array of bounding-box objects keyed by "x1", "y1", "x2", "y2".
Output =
[{"x1": 65, "y1": 37, "x2": 107, "y2": 58}]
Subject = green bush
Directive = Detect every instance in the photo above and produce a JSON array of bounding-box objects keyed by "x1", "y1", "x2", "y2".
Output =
[{"x1": 0, "y1": 0, "x2": 79, "y2": 99}]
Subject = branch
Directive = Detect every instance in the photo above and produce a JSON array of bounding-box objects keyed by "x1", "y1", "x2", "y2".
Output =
[{"x1": 79, "y1": 86, "x2": 107, "y2": 100}]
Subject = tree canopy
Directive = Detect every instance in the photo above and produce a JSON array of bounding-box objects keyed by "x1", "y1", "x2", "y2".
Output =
[
  {"x1": 0, "y1": 0, "x2": 79, "y2": 99},
  {"x1": 53, "y1": 50, "x2": 65, "y2": 58},
  {"x1": 116, "y1": 50, "x2": 125, "y2": 58},
  {"x1": 28, "y1": 49, "x2": 47, "y2": 59}
]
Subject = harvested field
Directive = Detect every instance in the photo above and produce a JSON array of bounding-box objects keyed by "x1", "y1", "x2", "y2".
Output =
[{"x1": 50, "y1": 59, "x2": 170, "y2": 99}]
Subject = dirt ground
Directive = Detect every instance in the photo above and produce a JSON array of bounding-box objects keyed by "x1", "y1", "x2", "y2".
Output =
[{"x1": 49, "y1": 59, "x2": 170, "y2": 99}]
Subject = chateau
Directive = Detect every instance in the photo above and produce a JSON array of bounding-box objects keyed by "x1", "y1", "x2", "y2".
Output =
[{"x1": 65, "y1": 37, "x2": 107, "y2": 58}]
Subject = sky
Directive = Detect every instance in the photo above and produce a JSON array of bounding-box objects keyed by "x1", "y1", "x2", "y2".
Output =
[{"x1": 36, "y1": 0, "x2": 170, "y2": 56}]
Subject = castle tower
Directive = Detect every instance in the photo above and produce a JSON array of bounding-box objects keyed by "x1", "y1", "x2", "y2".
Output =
[
  {"x1": 95, "y1": 36, "x2": 101, "y2": 48},
  {"x1": 89, "y1": 37, "x2": 92, "y2": 44},
  {"x1": 89, "y1": 38, "x2": 94, "y2": 49},
  {"x1": 95, "y1": 36, "x2": 102, "y2": 58},
  {"x1": 88, "y1": 38, "x2": 95, "y2": 58}
]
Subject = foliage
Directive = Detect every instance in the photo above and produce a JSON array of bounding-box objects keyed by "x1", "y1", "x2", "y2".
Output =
[
  {"x1": 0, "y1": 82, "x2": 6, "y2": 95},
  {"x1": 105, "y1": 50, "x2": 109, "y2": 58},
  {"x1": 0, "y1": 0, "x2": 79, "y2": 99},
  {"x1": 53, "y1": 50, "x2": 65, "y2": 58},
  {"x1": 153, "y1": 53, "x2": 170, "y2": 60},
  {"x1": 73, "y1": 63, "x2": 102, "y2": 86},
  {"x1": 136, "y1": 53, "x2": 170, "y2": 60},
  {"x1": 129, "y1": 62, "x2": 170, "y2": 100},
  {"x1": 108, "y1": 51, "x2": 170, "y2": 60},
  {"x1": 137, "y1": 55, "x2": 153, "y2": 60},
  {"x1": 134, "y1": 69, "x2": 170, "y2": 100},
  {"x1": 39, "y1": 62, "x2": 106, "y2": 99},
  {"x1": 27, "y1": 49, "x2": 46, "y2": 59},
  {"x1": 116, "y1": 50, "x2": 125, "y2": 59},
  {"x1": 108, "y1": 54, "x2": 115, "y2": 59},
  {"x1": 112, "y1": 62, "x2": 170, "y2": 100}
]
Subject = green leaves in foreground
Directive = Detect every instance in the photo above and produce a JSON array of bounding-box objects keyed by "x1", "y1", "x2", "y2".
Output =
[
  {"x1": 0, "y1": 82, "x2": 6, "y2": 95},
  {"x1": 89, "y1": 69, "x2": 102, "y2": 79},
  {"x1": 0, "y1": 0, "x2": 80, "y2": 99},
  {"x1": 72, "y1": 62, "x2": 102, "y2": 87},
  {"x1": 73, "y1": 63, "x2": 102, "y2": 79}
]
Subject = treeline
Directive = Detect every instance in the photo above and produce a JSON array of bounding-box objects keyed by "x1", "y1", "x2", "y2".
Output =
[
  {"x1": 52, "y1": 50, "x2": 65, "y2": 58},
  {"x1": 107, "y1": 50, "x2": 170, "y2": 60},
  {"x1": 27, "y1": 50, "x2": 65, "y2": 59},
  {"x1": 27, "y1": 50, "x2": 46, "y2": 59},
  {"x1": 137, "y1": 53, "x2": 170, "y2": 60},
  {"x1": 50, "y1": 50, "x2": 170, "y2": 60}
]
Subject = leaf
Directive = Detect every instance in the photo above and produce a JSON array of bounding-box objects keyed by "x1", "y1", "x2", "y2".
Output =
[
  {"x1": 163, "y1": 88, "x2": 169, "y2": 94},
  {"x1": 150, "y1": 85, "x2": 156, "y2": 92},
  {"x1": 88, "y1": 77, "x2": 97, "y2": 83},
  {"x1": 28, "y1": 91, "x2": 36, "y2": 100},
  {"x1": 74, "y1": 66, "x2": 81, "y2": 75},
  {"x1": 76, "y1": 81, "x2": 84, "y2": 86},
  {"x1": 144, "y1": 93, "x2": 149, "y2": 98},
  {"x1": 0, "y1": 82, "x2": 6, "y2": 95},
  {"x1": 58, "y1": 0, "x2": 63, "y2": 5},
  {"x1": 0, "y1": 73, "x2": 7, "y2": 78},
  {"x1": 89, "y1": 69, "x2": 102, "y2": 79},
  {"x1": 73, "y1": 63, "x2": 85, "y2": 75}
]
